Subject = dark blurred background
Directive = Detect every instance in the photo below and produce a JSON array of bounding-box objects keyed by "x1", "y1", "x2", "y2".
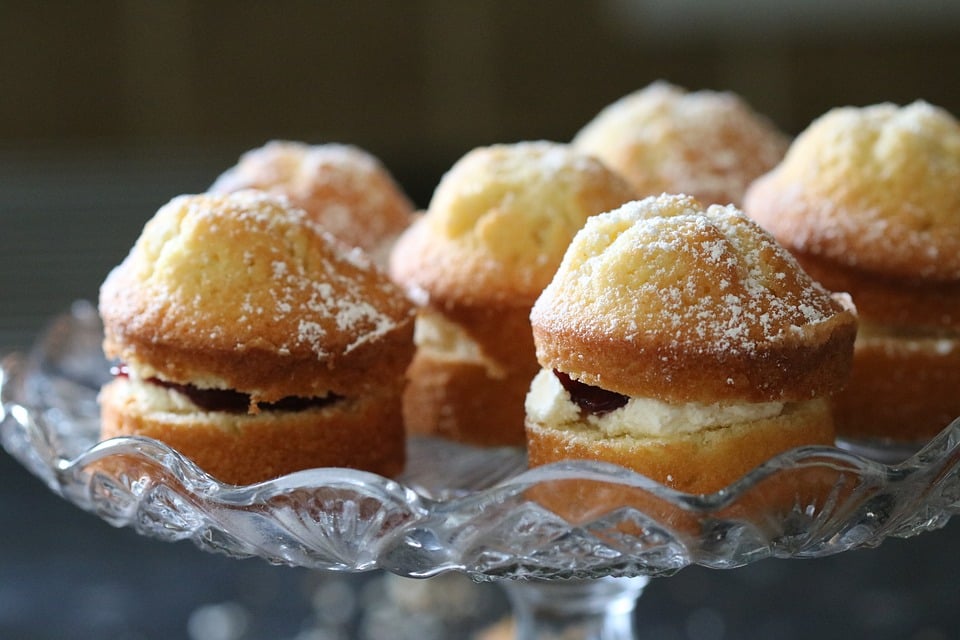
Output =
[
  {"x1": 4, "y1": 0, "x2": 960, "y2": 350},
  {"x1": 2, "y1": 2, "x2": 960, "y2": 638}
]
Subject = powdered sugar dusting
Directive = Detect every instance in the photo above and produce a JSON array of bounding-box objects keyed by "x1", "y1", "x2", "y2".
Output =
[
  {"x1": 126, "y1": 191, "x2": 410, "y2": 361},
  {"x1": 573, "y1": 81, "x2": 789, "y2": 206},
  {"x1": 539, "y1": 194, "x2": 841, "y2": 355},
  {"x1": 400, "y1": 140, "x2": 636, "y2": 301},
  {"x1": 297, "y1": 320, "x2": 328, "y2": 357},
  {"x1": 744, "y1": 100, "x2": 960, "y2": 280},
  {"x1": 266, "y1": 245, "x2": 406, "y2": 358},
  {"x1": 209, "y1": 140, "x2": 414, "y2": 259}
]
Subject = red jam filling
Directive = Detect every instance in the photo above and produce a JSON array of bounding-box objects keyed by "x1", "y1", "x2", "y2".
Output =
[
  {"x1": 553, "y1": 370, "x2": 629, "y2": 416},
  {"x1": 111, "y1": 364, "x2": 341, "y2": 413}
]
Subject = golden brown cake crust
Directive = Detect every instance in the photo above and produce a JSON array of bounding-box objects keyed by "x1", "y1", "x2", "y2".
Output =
[
  {"x1": 209, "y1": 141, "x2": 414, "y2": 260},
  {"x1": 526, "y1": 400, "x2": 834, "y2": 495},
  {"x1": 830, "y1": 336, "x2": 960, "y2": 442},
  {"x1": 791, "y1": 252, "x2": 960, "y2": 331},
  {"x1": 530, "y1": 195, "x2": 858, "y2": 404},
  {"x1": 532, "y1": 323, "x2": 858, "y2": 405},
  {"x1": 402, "y1": 354, "x2": 537, "y2": 446},
  {"x1": 439, "y1": 304, "x2": 538, "y2": 375},
  {"x1": 743, "y1": 101, "x2": 960, "y2": 281},
  {"x1": 99, "y1": 378, "x2": 405, "y2": 485},
  {"x1": 796, "y1": 241, "x2": 960, "y2": 441},
  {"x1": 572, "y1": 81, "x2": 789, "y2": 206},
  {"x1": 99, "y1": 191, "x2": 415, "y2": 404}
]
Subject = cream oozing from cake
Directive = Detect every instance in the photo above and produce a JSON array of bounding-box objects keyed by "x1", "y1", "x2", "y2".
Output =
[
  {"x1": 855, "y1": 321, "x2": 959, "y2": 357},
  {"x1": 525, "y1": 368, "x2": 785, "y2": 437},
  {"x1": 412, "y1": 309, "x2": 504, "y2": 377},
  {"x1": 114, "y1": 362, "x2": 339, "y2": 415},
  {"x1": 120, "y1": 374, "x2": 208, "y2": 415}
]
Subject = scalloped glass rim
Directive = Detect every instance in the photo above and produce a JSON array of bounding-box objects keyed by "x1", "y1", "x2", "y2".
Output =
[{"x1": 2, "y1": 301, "x2": 960, "y2": 580}]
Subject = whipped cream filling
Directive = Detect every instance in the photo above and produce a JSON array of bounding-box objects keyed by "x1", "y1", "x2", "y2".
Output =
[
  {"x1": 413, "y1": 310, "x2": 504, "y2": 377},
  {"x1": 113, "y1": 363, "x2": 338, "y2": 414},
  {"x1": 121, "y1": 376, "x2": 210, "y2": 414},
  {"x1": 856, "y1": 321, "x2": 958, "y2": 356},
  {"x1": 120, "y1": 360, "x2": 233, "y2": 393},
  {"x1": 525, "y1": 368, "x2": 785, "y2": 437}
]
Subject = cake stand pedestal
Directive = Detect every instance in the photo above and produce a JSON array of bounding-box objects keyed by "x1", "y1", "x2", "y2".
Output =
[{"x1": 502, "y1": 577, "x2": 649, "y2": 640}]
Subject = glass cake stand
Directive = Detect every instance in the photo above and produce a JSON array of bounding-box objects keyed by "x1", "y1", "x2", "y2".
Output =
[{"x1": 3, "y1": 301, "x2": 960, "y2": 640}]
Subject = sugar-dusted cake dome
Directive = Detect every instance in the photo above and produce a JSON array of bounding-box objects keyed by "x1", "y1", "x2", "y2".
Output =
[
  {"x1": 210, "y1": 141, "x2": 415, "y2": 264},
  {"x1": 100, "y1": 190, "x2": 415, "y2": 405},
  {"x1": 390, "y1": 141, "x2": 637, "y2": 307},
  {"x1": 572, "y1": 81, "x2": 789, "y2": 206},
  {"x1": 531, "y1": 194, "x2": 858, "y2": 404},
  {"x1": 744, "y1": 101, "x2": 960, "y2": 281}
]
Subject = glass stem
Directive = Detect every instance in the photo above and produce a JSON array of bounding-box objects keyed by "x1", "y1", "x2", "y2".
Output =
[{"x1": 502, "y1": 576, "x2": 649, "y2": 640}]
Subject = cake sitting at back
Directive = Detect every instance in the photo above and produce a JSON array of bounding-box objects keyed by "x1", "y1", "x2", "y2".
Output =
[
  {"x1": 210, "y1": 141, "x2": 415, "y2": 266},
  {"x1": 572, "y1": 81, "x2": 789, "y2": 207},
  {"x1": 744, "y1": 101, "x2": 960, "y2": 443},
  {"x1": 389, "y1": 141, "x2": 636, "y2": 446}
]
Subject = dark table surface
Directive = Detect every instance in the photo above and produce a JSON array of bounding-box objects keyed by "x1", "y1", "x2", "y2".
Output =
[{"x1": 2, "y1": 147, "x2": 959, "y2": 640}]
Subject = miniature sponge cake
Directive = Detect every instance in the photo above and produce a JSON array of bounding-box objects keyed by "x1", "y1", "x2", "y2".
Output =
[
  {"x1": 744, "y1": 101, "x2": 960, "y2": 442},
  {"x1": 572, "y1": 81, "x2": 789, "y2": 206},
  {"x1": 209, "y1": 141, "x2": 415, "y2": 265},
  {"x1": 98, "y1": 191, "x2": 415, "y2": 485},
  {"x1": 525, "y1": 194, "x2": 857, "y2": 494},
  {"x1": 389, "y1": 141, "x2": 636, "y2": 446}
]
